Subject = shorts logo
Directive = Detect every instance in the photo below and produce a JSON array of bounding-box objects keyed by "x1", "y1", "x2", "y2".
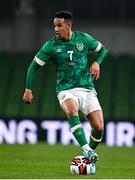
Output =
[
  {"x1": 76, "y1": 42, "x2": 84, "y2": 51},
  {"x1": 61, "y1": 94, "x2": 66, "y2": 100}
]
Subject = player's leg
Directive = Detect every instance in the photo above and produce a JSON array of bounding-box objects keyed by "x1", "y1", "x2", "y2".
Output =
[
  {"x1": 78, "y1": 90, "x2": 103, "y2": 162},
  {"x1": 87, "y1": 110, "x2": 104, "y2": 150},
  {"x1": 81, "y1": 111, "x2": 103, "y2": 162},
  {"x1": 57, "y1": 89, "x2": 98, "y2": 163},
  {"x1": 60, "y1": 98, "x2": 93, "y2": 154}
]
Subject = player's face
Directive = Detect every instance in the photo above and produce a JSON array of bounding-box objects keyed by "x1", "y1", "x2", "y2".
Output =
[{"x1": 54, "y1": 18, "x2": 71, "y2": 39}]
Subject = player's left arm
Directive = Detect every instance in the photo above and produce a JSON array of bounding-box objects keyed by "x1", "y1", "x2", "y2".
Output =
[
  {"x1": 90, "y1": 43, "x2": 108, "y2": 80},
  {"x1": 84, "y1": 33, "x2": 108, "y2": 80}
]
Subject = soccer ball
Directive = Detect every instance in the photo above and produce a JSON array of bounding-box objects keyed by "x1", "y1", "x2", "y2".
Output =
[{"x1": 70, "y1": 155, "x2": 96, "y2": 175}]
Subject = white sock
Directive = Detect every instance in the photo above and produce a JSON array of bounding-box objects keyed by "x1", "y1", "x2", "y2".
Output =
[{"x1": 82, "y1": 144, "x2": 93, "y2": 153}]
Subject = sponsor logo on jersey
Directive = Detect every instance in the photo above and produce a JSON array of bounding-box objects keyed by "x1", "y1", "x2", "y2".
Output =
[
  {"x1": 76, "y1": 42, "x2": 84, "y2": 51},
  {"x1": 68, "y1": 62, "x2": 75, "y2": 65},
  {"x1": 55, "y1": 49, "x2": 63, "y2": 53}
]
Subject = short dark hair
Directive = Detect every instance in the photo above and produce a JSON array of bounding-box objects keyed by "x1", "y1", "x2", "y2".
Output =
[{"x1": 54, "y1": 11, "x2": 73, "y2": 23}]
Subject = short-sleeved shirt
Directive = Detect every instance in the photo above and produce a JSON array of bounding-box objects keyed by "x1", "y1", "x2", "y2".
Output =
[{"x1": 35, "y1": 31, "x2": 101, "y2": 94}]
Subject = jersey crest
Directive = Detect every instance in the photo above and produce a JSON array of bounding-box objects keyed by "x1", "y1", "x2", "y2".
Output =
[{"x1": 76, "y1": 42, "x2": 84, "y2": 51}]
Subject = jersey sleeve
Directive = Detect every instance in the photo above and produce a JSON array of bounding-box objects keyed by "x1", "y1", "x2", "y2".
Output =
[
  {"x1": 35, "y1": 41, "x2": 52, "y2": 66},
  {"x1": 83, "y1": 33, "x2": 102, "y2": 52}
]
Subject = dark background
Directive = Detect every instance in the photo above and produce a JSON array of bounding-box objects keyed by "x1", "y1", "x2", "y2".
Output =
[{"x1": 1, "y1": 0, "x2": 135, "y2": 22}]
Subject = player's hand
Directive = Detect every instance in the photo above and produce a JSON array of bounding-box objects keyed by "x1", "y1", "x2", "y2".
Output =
[
  {"x1": 90, "y1": 61, "x2": 100, "y2": 80},
  {"x1": 22, "y1": 89, "x2": 33, "y2": 104}
]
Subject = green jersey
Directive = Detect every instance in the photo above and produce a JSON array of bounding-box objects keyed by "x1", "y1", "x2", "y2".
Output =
[{"x1": 35, "y1": 31, "x2": 100, "y2": 93}]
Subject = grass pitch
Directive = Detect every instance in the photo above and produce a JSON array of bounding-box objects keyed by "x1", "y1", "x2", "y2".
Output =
[{"x1": 0, "y1": 143, "x2": 135, "y2": 179}]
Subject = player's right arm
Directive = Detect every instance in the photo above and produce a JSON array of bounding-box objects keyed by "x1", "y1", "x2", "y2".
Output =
[
  {"x1": 23, "y1": 60, "x2": 40, "y2": 104},
  {"x1": 23, "y1": 40, "x2": 52, "y2": 104}
]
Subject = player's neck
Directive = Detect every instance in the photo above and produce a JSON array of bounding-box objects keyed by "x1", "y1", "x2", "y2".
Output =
[{"x1": 65, "y1": 30, "x2": 72, "y2": 41}]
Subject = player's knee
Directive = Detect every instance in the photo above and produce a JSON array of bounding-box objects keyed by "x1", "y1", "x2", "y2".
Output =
[
  {"x1": 66, "y1": 108, "x2": 78, "y2": 116},
  {"x1": 94, "y1": 123, "x2": 104, "y2": 131}
]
